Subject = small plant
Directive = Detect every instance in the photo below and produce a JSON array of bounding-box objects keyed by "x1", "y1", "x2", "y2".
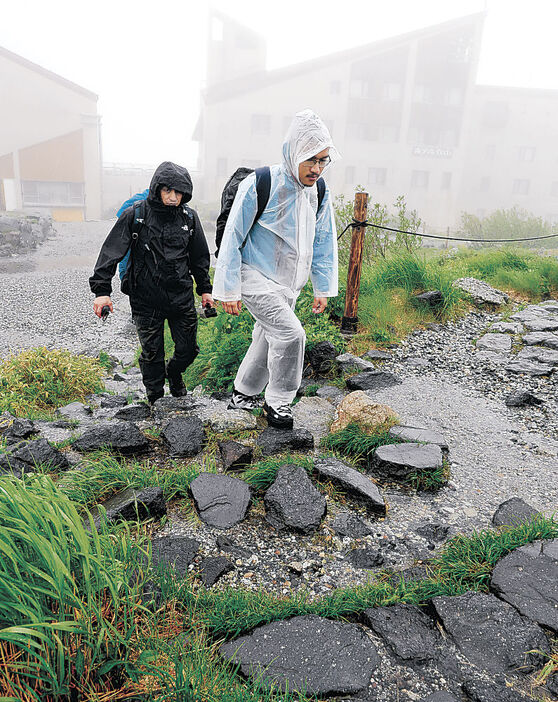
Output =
[
  {"x1": 240, "y1": 455, "x2": 314, "y2": 490},
  {"x1": 97, "y1": 349, "x2": 114, "y2": 372},
  {"x1": 0, "y1": 347, "x2": 105, "y2": 417},
  {"x1": 320, "y1": 422, "x2": 400, "y2": 467},
  {"x1": 407, "y1": 457, "x2": 450, "y2": 491}
]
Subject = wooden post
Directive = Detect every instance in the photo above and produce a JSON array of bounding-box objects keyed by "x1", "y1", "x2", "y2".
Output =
[{"x1": 341, "y1": 191, "x2": 368, "y2": 333}]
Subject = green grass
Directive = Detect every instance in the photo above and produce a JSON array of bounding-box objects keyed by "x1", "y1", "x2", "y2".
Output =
[
  {"x1": 320, "y1": 422, "x2": 401, "y2": 467},
  {"x1": 239, "y1": 455, "x2": 314, "y2": 490}
]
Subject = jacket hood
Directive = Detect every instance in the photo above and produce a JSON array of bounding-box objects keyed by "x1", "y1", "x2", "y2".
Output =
[
  {"x1": 148, "y1": 161, "x2": 193, "y2": 204},
  {"x1": 282, "y1": 109, "x2": 340, "y2": 186}
]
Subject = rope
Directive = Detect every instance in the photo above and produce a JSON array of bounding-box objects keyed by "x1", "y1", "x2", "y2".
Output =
[{"x1": 337, "y1": 219, "x2": 558, "y2": 244}]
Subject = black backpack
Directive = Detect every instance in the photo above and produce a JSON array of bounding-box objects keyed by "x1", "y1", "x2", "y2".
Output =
[{"x1": 214, "y1": 166, "x2": 326, "y2": 257}]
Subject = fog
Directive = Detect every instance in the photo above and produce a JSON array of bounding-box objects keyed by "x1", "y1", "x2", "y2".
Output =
[{"x1": 1, "y1": 0, "x2": 558, "y2": 230}]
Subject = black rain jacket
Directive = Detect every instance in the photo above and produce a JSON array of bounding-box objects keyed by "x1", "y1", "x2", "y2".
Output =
[{"x1": 89, "y1": 161, "x2": 212, "y2": 310}]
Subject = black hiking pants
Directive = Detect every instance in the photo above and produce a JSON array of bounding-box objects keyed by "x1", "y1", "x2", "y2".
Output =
[{"x1": 131, "y1": 297, "x2": 198, "y2": 401}]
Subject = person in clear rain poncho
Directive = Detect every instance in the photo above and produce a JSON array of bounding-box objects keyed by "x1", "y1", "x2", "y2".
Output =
[{"x1": 213, "y1": 109, "x2": 340, "y2": 428}]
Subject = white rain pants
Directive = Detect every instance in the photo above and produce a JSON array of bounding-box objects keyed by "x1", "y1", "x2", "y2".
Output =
[{"x1": 234, "y1": 289, "x2": 305, "y2": 408}]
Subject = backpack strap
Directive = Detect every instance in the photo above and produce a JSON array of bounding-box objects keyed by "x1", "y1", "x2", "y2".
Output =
[
  {"x1": 131, "y1": 200, "x2": 146, "y2": 240},
  {"x1": 254, "y1": 166, "x2": 271, "y2": 222},
  {"x1": 316, "y1": 177, "x2": 326, "y2": 213}
]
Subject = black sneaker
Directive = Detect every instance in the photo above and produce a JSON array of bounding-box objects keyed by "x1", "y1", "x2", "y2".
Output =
[
  {"x1": 228, "y1": 389, "x2": 261, "y2": 411},
  {"x1": 166, "y1": 363, "x2": 188, "y2": 398},
  {"x1": 263, "y1": 402, "x2": 293, "y2": 429}
]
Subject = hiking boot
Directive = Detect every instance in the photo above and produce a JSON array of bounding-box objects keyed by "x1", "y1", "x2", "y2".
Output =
[
  {"x1": 166, "y1": 363, "x2": 188, "y2": 398},
  {"x1": 147, "y1": 391, "x2": 164, "y2": 406},
  {"x1": 263, "y1": 402, "x2": 293, "y2": 429},
  {"x1": 228, "y1": 389, "x2": 261, "y2": 411}
]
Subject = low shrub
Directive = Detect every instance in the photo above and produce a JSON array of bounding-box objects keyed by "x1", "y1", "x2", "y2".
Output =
[{"x1": 0, "y1": 347, "x2": 105, "y2": 417}]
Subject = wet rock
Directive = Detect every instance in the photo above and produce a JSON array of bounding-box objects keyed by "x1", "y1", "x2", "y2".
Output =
[
  {"x1": 388, "y1": 425, "x2": 449, "y2": 454},
  {"x1": 161, "y1": 416, "x2": 205, "y2": 457},
  {"x1": 190, "y1": 473, "x2": 251, "y2": 529},
  {"x1": 363, "y1": 603, "x2": 441, "y2": 661},
  {"x1": 347, "y1": 547, "x2": 384, "y2": 569},
  {"x1": 306, "y1": 340, "x2": 338, "y2": 373},
  {"x1": 330, "y1": 390, "x2": 398, "y2": 434},
  {"x1": 490, "y1": 539, "x2": 558, "y2": 633},
  {"x1": 371, "y1": 443, "x2": 443, "y2": 483},
  {"x1": 453, "y1": 278, "x2": 509, "y2": 306},
  {"x1": 0, "y1": 438, "x2": 69, "y2": 478},
  {"x1": 56, "y1": 401, "x2": 92, "y2": 421},
  {"x1": 73, "y1": 421, "x2": 150, "y2": 454},
  {"x1": 422, "y1": 693, "x2": 460, "y2": 702},
  {"x1": 492, "y1": 497, "x2": 539, "y2": 527},
  {"x1": 151, "y1": 536, "x2": 200, "y2": 575},
  {"x1": 432, "y1": 591, "x2": 549, "y2": 673},
  {"x1": 314, "y1": 455, "x2": 385, "y2": 514},
  {"x1": 504, "y1": 390, "x2": 544, "y2": 407},
  {"x1": 332, "y1": 511, "x2": 373, "y2": 538},
  {"x1": 99, "y1": 395, "x2": 129, "y2": 408},
  {"x1": 256, "y1": 427, "x2": 314, "y2": 457},
  {"x1": 489, "y1": 322, "x2": 523, "y2": 334},
  {"x1": 416, "y1": 522, "x2": 450, "y2": 543},
  {"x1": 476, "y1": 333, "x2": 512, "y2": 353},
  {"x1": 315, "y1": 384, "x2": 347, "y2": 405},
  {"x1": 336, "y1": 353, "x2": 375, "y2": 373},
  {"x1": 462, "y1": 677, "x2": 531, "y2": 702},
  {"x1": 218, "y1": 440, "x2": 253, "y2": 472},
  {"x1": 199, "y1": 556, "x2": 234, "y2": 587},
  {"x1": 363, "y1": 349, "x2": 393, "y2": 361},
  {"x1": 114, "y1": 402, "x2": 151, "y2": 421},
  {"x1": 413, "y1": 290, "x2": 443, "y2": 307},
  {"x1": 517, "y1": 345, "x2": 558, "y2": 366},
  {"x1": 346, "y1": 370, "x2": 401, "y2": 392},
  {"x1": 522, "y1": 331, "x2": 558, "y2": 349},
  {"x1": 219, "y1": 615, "x2": 380, "y2": 696},
  {"x1": 88, "y1": 486, "x2": 166, "y2": 528},
  {"x1": 150, "y1": 395, "x2": 200, "y2": 419},
  {"x1": 522, "y1": 316, "x2": 558, "y2": 332},
  {"x1": 0, "y1": 417, "x2": 36, "y2": 444},
  {"x1": 216, "y1": 534, "x2": 253, "y2": 559},
  {"x1": 264, "y1": 464, "x2": 326, "y2": 534},
  {"x1": 504, "y1": 359, "x2": 554, "y2": 376}
]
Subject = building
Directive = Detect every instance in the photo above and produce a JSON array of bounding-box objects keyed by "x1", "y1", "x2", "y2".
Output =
[
  {"x1": 102, "y1": 162, "x2": 156, "y2": 218},
  {"x1": 194, "y1": 11, "x2": 558, "y2": 233},
  {"x1": 0, "y1": 46, "x2": 102, "y2": 221}
]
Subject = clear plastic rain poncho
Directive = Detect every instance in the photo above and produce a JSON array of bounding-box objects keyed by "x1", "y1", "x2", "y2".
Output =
[{"x1": 212, "y1": 109, "x2": 340, "y2": 302}]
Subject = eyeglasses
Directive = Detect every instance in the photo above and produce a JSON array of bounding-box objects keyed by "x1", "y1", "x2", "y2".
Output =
[{"x1": 302, "y1": 156, "x2": 331, "y2": 168}]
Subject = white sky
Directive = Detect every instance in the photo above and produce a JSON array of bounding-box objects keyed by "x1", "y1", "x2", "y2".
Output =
[{"x1": 1, "y1": 0, "x2": 557, "y2": 165}]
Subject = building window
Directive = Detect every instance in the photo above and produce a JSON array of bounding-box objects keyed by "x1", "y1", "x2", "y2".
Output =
[
  {"x1": 441, "y1": 172, "x2": 452, "y2": 190},
  {"x1": 518, "y1": 146, "x2": 536, "y2": 162},
  {"x1": 411, "y1": 170, "x2": 429, "y2": 189},
  {"x1": 512, "y1": 179, "x2": 530, "y2": 195},
  {"x1": 551, "y1": 182, "x2": 558, "y2": 198},
  {"x1": 22, "y1": 181, "x2": 84, "y2": 206},
  {"x1": 383, "y1": 83, "x2": 401, "y2": 101},
  {"x1": 368, "y1": 168, "x2": 386, "y2": 186},
  {"x1": 330, "y1": 80, "x2": 341, "y2": 95},
  {"x1": 251, "y1": 114, "x2": 271, "y2": 136},
  {"x1": 345, "y1": 166, "x2": 355, "y2": 184},
  {"x1": 485, "y1": 144, "x2": 496, "y2": 160},
  {"x1": 216, "y1": 158, "x2": 227, "y2": 177},
  {"x1": 479, "y1": 176, "x2": 491, "y2": 192}
]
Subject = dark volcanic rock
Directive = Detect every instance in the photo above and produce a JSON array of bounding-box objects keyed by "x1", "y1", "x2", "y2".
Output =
[
  {"x1": 0, "y1": 438, "x2": 70, "y2": 478},
  {"x1": 306, "y1": 340, "x2": 338, "y2": 373},
  {"x1": 462, "y1": 677, "x2": 531, "y2": 702},
  {"x1": 88, "y1": 487, "x2": 166, "y2": 528},
  {"x1": 346, "y1": 370, "x2": 401, "y2": 392},
  {"x1": 314, "y1": 455, "x2": 385, "y2": 514},
  {"x1": 190, "y1": 473, "x2": 251, "y2": 529},
  {"x1": 162, "y1": 416, "x2": 205, "y2": 457},
  {"x1": 422, "y1": 694, "x2": 460, "y2": 702},
  {"x1": 151, "y1": 536, "x2": 200, "y2": 575},
  {"x1": 413, "y1": 290, "x2": 443, "y2": 307},
  {"x1": 492, "y1": 497, "x2": 539, "y2": 527},
  {"x1": 219, "y1": 615, "x2": 380, "y2": 696},
  {"x1": 114, "y1": 402, "x2": 151, "y2": 421},
  {"x1": 504, "y1": 390, "x2": 544, "y2": 407},
  {"x1": 505, "y1": 359, "x2": 554, "y2": 376},
  {"x1": 99, "y1": 395, "x2": 128, "y2": 408},
  {"x1": 0, "y1": 417, "x2": 36, "y2": 444},
  {"x1": 332, "y1": 511, "x2": 373, "y2": 538},
  {"x1": 363, "y1": 349, "x2": 393, "y2": 361},
  {"x1": 218, "y1": 440, "x2": 253, "y2": 471},
  {"x1": 347, "y1": 547, "x2": 384, "y2": 569},
  {"x1": 363, "y1": 603, "x2": 441, "y2": 662},
  {"x1": 264, "y1": 464, "x2": 326, "y2": 534},
  {"x1": 56, "y1": 401, "x2": 93, "y2": 421},
  {"x1": 490, "y1": 539, "x2": 558, "y2": 633},
  {"x1": 216, "y1": 534, "x2": 253, "y2": 559},
  {"x1": 199, "y1": 556, "x2": 234, "y2": 587},
  {"x1": 416, "y1": 522, "x2": 450, "y2": 543},
  {"x1": 432, "y1": 591, "x2": 549, "y2": 673},
  {"x1": 371, "y1": 443, "x2": 443, "y2": 482},
  {"x1": 73, "y1": 421, "x2": 150, "y2": 454},
  {"x1": 257, "y1": 427, "x2": 314, "y2": 457}
]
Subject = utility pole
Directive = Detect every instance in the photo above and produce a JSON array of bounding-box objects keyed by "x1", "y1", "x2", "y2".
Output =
[{"x1": 341, "y1": 191, "x2": 369, "y2": 333}]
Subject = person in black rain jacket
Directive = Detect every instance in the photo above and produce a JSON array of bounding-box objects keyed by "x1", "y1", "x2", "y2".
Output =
[{"x1": 89, "y1": 161, "x2": 213, "y2": 404}]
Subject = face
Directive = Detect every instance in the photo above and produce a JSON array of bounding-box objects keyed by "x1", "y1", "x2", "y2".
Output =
[
  {"x1": 298, "y1": 148, "x2": 331, "y2": 187},
  {"x1": 160, "y1": 185, "x2": 183, "y2": 206}
]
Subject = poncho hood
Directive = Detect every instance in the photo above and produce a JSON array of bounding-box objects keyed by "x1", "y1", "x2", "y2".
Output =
[{"x1": 282, "y1": 109, "x2": 340, "y2": 186}]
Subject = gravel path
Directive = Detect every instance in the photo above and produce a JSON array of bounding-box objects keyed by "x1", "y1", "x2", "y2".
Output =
[{"x1": 0, "y1": 221, "x2": 138, "y2": 359}]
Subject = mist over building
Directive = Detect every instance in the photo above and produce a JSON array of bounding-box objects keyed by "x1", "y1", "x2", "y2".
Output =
[{"x1": 195, "y1": 10, "x2": 558, "y2": 232}]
